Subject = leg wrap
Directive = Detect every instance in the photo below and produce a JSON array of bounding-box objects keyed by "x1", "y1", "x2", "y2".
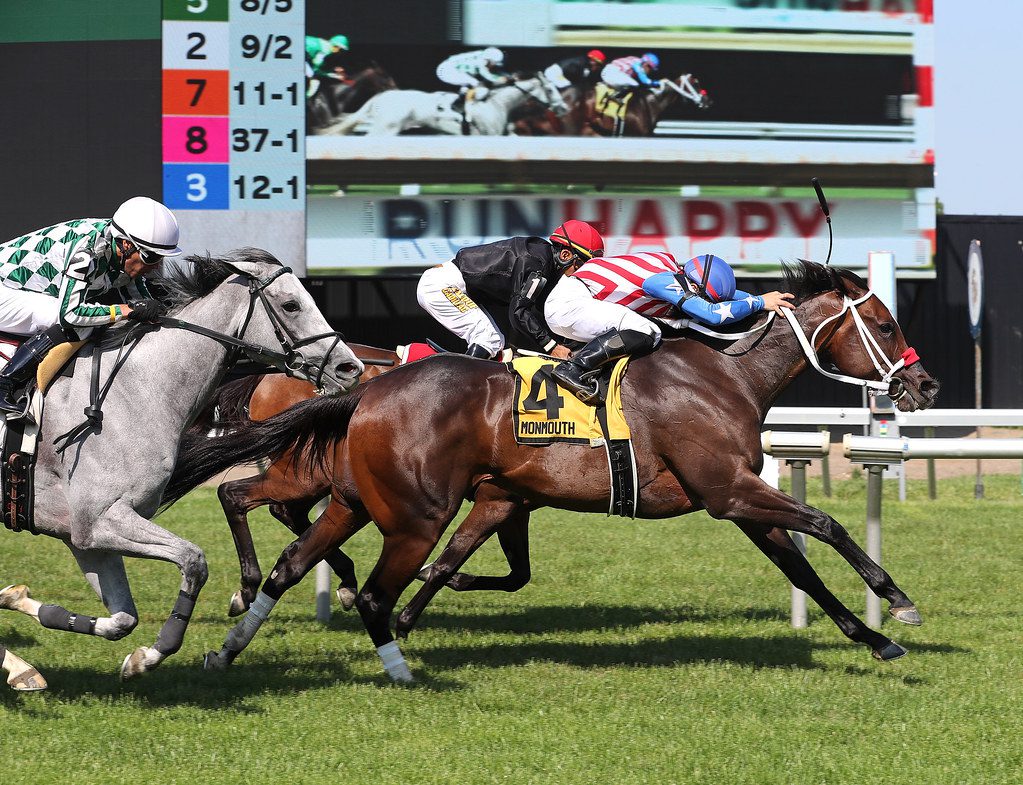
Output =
[
  {"x1": 38, "y1": 604, "x2": 97, "y2": 635},
  {"x1": 376, "y1": 640, "x2": 413, "y2": 683},
  {"x1": 226, "y1": 591, "x2": 278, "y2": 653},
  {"x1": 153, "y1": 591, "x2": 198, "y2": 656}
]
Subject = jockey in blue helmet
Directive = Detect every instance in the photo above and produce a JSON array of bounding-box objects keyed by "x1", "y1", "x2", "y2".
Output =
[{"x1": 546, "y1": 251, "x2": 794, "y2": 402}]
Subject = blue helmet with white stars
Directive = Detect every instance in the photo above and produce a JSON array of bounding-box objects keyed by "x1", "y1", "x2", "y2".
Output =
[{"x1": 682, "y1": 254, "x2": 735, "y2": 302}]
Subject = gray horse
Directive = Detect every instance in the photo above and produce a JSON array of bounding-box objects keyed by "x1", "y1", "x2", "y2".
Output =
[{"x1": 0, "y1": 249, "x2": 362, "y2": 679}]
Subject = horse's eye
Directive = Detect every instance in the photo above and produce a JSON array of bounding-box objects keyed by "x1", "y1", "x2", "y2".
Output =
[
  {"x1": 878, "y1": 322, "x2": 895, "y2": 337},
  {"x1": 282, "y1": 301, "x2": 301, "y2": 313}
]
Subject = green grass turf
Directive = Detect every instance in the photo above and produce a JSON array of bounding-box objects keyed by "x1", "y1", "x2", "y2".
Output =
[{"x1": 2, "y1": 476, "x2": 1021, "y2": 784}]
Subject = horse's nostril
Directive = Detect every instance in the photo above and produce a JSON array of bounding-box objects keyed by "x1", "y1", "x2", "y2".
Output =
[
  {"x1": 921, "y1": 379, "x2": 940, "y2": 395},
  {"x1": 337, "y1": 362, "x2": 361, "y2": 377}
]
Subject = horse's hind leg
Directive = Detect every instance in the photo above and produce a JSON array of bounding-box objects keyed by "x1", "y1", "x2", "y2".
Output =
[
  {"x1": 419, "y1": 505, "x2": 531, "y2": 594},
  {"x1": 734, "y1": 522, "x2": 905, "y2": 661},
  {"x1": 267, "y1": 498, "x2": 363, "y2": 612},
  {"x1": 205, "y1": 498, "x2": 369, "y2": 671},
  {"x1": 397, "y1": 496, "x2": 521, "y2": 639},
  {"x1": 0, "y1": 644, "x2": 46, "y2": 692}
]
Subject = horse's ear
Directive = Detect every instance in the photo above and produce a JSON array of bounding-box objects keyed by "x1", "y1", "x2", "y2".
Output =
[{"x1": 221, "y1": 260, "x2": 262, "y2": 278}]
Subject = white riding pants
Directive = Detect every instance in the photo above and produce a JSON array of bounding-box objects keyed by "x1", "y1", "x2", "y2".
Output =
[
  {"x1": 544, "y1": 63, "x2": 572, "y2": 90},
  {"x1": 417, "y1": 262, "x2": 504, "y2": 357},
  {"x1": 435, "y1": 63, "x2": 478, "y2": 88},
  {"x1": 600, "y1": 66, "x2": 639, "y2": 89},
  {"x1": 0, "y1": 285, "x2": 60, "y2": 337},
  {"x1": 544, "y1": 275, "x2": 661, "y2": 344}
]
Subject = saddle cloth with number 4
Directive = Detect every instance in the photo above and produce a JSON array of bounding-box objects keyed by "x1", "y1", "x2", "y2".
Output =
[{"x1": 509, "y1": 356, "x2": 630, "y2": 446}]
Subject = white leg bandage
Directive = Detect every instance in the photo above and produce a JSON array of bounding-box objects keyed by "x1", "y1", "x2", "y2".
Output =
[
  {"x1": 226, "y1": 591, "x2": 277, "y2": 652},
  {"x1": 376, "y1": 640, "x2": 414, "y2": 683}
]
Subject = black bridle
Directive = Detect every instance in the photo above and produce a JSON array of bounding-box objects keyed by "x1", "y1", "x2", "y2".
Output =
[{"x1": 158, "y1": 264, "x2": 348, "y2": 391}]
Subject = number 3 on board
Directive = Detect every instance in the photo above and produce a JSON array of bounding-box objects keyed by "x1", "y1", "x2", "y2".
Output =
[
  {"x1": 186, "y1": 0, "x2": 209, "y2": 13},
  {"x1": 186, "y1": 173, "x2": 208, "y2": 202}
]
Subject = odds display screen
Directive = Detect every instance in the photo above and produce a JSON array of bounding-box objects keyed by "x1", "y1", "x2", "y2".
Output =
[{"x1": 161, "y1": 0, "x2": 306, "y2": 270}]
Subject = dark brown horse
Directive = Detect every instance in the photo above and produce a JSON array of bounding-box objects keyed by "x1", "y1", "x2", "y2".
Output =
[
  {"x1": 587, "y1": 74, "x2": 711, "y2": 136},
  {"x1": 168, "y1": 262, "x2": 938, "y2": 681},
  {"x1": 196, "y1": 343, "x2": 396, "y2": 616},
  {"x1": 308, "y1": 64, "x2": 397, "y2": 132}
]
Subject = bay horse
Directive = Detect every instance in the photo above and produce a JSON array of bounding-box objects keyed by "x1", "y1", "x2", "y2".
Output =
[
  {"x1": 0, "y1": 250, "x2": 363, "y2": 680},
  {"x1": 198, "y1": 343, "x2": 395, "y2": 617},
  {"x1": 166, "y1": 261, "x2": 938, "y2": 682},
  {"x1": 588, "y1": 74, "x2": 711, "y2": 136}
]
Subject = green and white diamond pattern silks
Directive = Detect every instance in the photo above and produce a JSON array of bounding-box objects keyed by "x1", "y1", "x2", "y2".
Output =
[{"x1": 0, "y1": 218, "x2": 149, "y2": 339}]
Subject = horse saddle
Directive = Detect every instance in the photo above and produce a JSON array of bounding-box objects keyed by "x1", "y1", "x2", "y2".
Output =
[
  {"x1": 0, "y1": 333, "x2": 87, "y2": 535},
  {"x1": 594, "y1": 83, "x2": 631, "y2": 120}
]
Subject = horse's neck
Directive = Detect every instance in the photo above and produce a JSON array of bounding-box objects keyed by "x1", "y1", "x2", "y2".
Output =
[
  {"x1": 492, "y1": 81, "x2": 533, "y2": 111},
  {"x1": 650, "y1": 87, "x2": 677, "y2": 116}
]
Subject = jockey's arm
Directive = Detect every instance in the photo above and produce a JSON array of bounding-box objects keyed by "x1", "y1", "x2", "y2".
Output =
[
  {"x1": 476, "y1": 63, "x2": 507, "y2": 86},
  {"x1": 57, "y1": 249, "x2": 129, "y2": 338},
  {"x1": 509, "y1": 264, "x2": 560, "y2": 354},
  {"x1": 642, "y1": 272, "x2": 765, "y2": 326},
  {"x1": 632, "y1": 62, "x2": 655, "y2": 86}
]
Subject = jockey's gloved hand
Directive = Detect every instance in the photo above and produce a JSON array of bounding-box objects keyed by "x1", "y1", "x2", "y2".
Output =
[{"x1": 126, "y1": 299, "x2": 167, "y2": 322}]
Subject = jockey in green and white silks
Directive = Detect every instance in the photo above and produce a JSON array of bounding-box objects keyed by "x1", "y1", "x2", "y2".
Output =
[
  {"x1": 0, "y1": 196, "x2": 183, "y2": 414},
  {"x1": 305, "y1": 34, "x2": 349, "y2": 78}
]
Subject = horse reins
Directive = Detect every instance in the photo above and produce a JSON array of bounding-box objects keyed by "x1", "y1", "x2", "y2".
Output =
[
  {"x1": 158, "y1": 265, "x2": 347, "y2": 391},
  {"x1": 681, "y1": 290, "x2": 921, "y2": 397}
]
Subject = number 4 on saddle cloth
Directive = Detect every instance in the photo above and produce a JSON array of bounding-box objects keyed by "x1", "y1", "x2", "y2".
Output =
[
  {"x1": 510, "y1": 356, "x2": 637, "y2": 518},
  {"x1": 0, "y1": 333, "x2": 87, "y2": 534}
]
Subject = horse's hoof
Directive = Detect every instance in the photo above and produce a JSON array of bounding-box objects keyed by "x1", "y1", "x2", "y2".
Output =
[
  {"x1": 890, "y1": 605, "x2": 923, "y2": 626},
  {"x1": 872, "y1": 641, "x2": 908, "y2": 661},
  {"x1": 120, "y1": 646, "x2": 158, "y2": 680},
  {"x1": 8, "y1": 667, "x2": 47, "y2": 692},
  {"x1": 227, "y1": 591, "x2": 249, "y2": 617},
  {"x1": 203, "y1": 650, "x2": 229, "y2": 671},
  {"x1": 0, "y1": 584, "x2": 30, "y2": 610},
  {"x1": 335, "y1": 585, "x2": 356, "y2": 611}
]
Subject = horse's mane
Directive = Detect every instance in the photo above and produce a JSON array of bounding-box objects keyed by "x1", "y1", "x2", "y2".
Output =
[
  {"x1": 781, "y1": 260, "x2": 866, "y2": 305},
  {"x1": 150, "y1": 247, "x2": 283, "y2": 312}
]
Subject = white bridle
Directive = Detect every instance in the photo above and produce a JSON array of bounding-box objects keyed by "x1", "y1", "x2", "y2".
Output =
[
  {"x1": 681, "y1": 289, "x2": 920, "y2": 394},
  {"x1": 779, "y1": 290, "x2": 918, "y2": 394}
]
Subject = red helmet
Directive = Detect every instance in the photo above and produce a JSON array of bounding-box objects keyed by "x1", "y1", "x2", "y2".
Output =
[
  {"x1": 549, "y1": 220, "x2": 604, "y2": 266},
  {"x1": 587, "y1": 49, "x2": 607, "y2": 64}
]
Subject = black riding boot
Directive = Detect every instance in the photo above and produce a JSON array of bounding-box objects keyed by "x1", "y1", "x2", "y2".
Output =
[
  {"x1": 465, "y1": 343, "x2": 493, "y2": 359},
  {"x1": 552, "y1": 329, "x2": 657, "y2": 403},
  {"x1": 0, "y1": 327, "x2": 62, "y2": 414}
]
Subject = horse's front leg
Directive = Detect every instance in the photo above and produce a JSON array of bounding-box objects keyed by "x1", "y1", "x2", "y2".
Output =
[
  {"x1": 2, "y1": 547, "x2": 140, "y2": 644},
  {"x1": 733, "y1": 522, "x2": 906, "y2": 661},
  {"x1": 204, "y1": 498, "x2": 369, "y2": 671},
  {"x1": 68, "y1": 499, "x2": 208, "y2": 679},
  {"x1": 704, "y1": 472, "x2": 921, "y2": 643},
  {"x1": 0, "y1": 643, "x2": 46, "y2": 692}
]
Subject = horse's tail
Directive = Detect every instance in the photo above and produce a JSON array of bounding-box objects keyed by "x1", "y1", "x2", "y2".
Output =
[
  {"x1": 163, "y1": 389, "x2": 364, "y2": 509},
  {"x1": 189, "y1": 375, "x2": 264, "y2": 432}
]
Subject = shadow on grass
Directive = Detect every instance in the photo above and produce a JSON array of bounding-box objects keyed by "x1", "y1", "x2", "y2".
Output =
[{"x1": 326, "y1": 602, "x2": 793, "y2": 636}]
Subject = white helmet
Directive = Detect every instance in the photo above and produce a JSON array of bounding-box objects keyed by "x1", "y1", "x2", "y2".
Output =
[
  {"x1": 111, "y1": 196, "x2": 183, "y2": 257},
  {"x1": 483, "y1": 47, "x2": 504, "y2": 64}
]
